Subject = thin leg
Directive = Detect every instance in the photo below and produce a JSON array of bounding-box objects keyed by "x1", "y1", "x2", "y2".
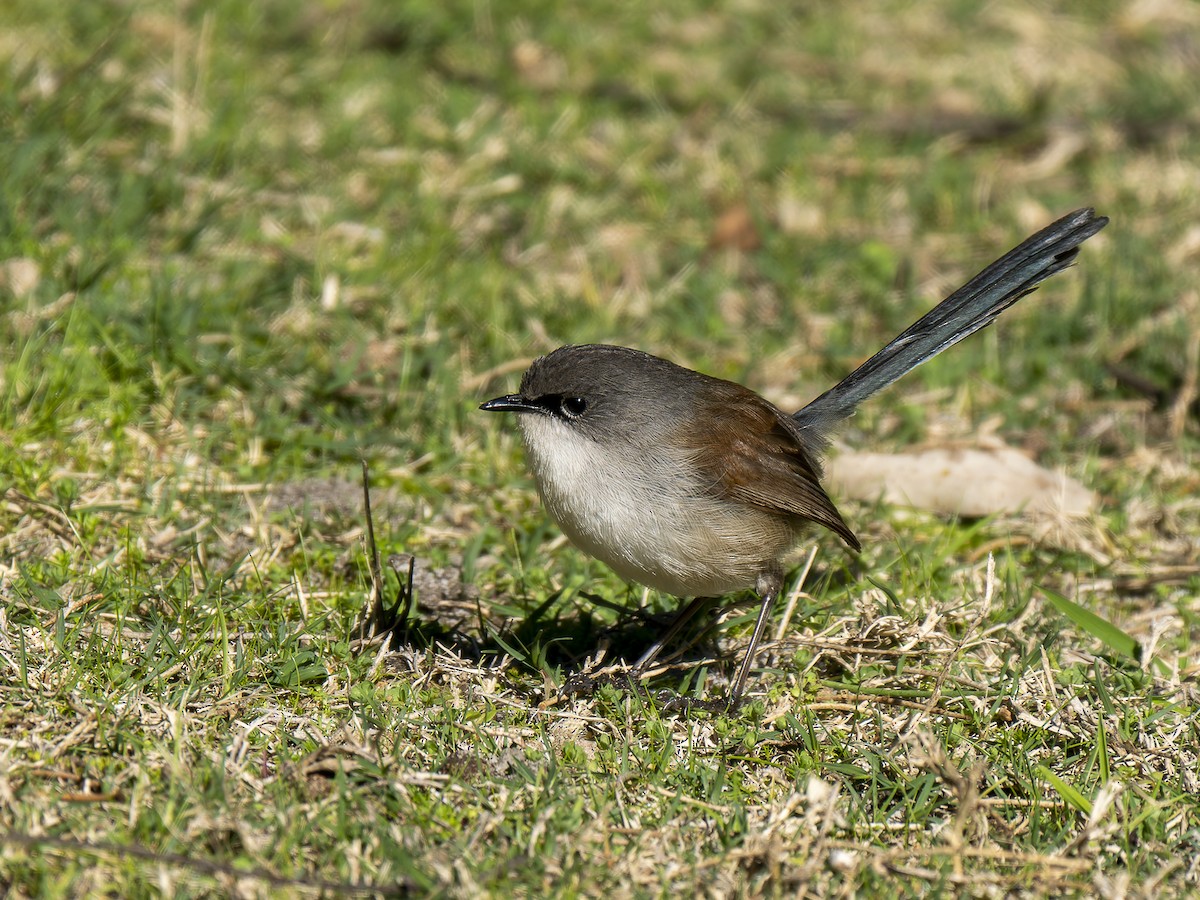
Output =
[
  {"x1": 561, "y1": 596, "x2": 716, "y2": 701},
  {"x1": 728, "y1": 570, "x2": 783, "y2": 709},
  {"x1": 633, "y1": 596, "x2": 715, "y2": 673}
]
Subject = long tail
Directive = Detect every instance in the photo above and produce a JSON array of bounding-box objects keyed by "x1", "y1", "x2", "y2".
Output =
[{"x1": 793, "y1": 207, "x2": 1107, "y2": 438}]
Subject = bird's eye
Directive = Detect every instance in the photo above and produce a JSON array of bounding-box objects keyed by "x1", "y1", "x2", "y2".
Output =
[{"x1": 560, "y1": 396, "x2": 588, "y2": 418}]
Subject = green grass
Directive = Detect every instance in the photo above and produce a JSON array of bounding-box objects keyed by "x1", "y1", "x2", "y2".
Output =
[{"x1": 2, "y1": 0, "x2": 1198, "y2": 895}]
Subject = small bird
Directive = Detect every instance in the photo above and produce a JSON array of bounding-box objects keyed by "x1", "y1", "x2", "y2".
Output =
[{"x1": 482, "y1": 208, "x2": 1108, "y2": 708}]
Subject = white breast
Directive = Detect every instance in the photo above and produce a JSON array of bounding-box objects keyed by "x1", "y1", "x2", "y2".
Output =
[{"x1": 516, "y1": 415, "x2": 793, "y2": 597}]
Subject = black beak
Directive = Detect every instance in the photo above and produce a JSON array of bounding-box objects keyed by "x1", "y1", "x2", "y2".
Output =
[{"x1": 480, "y1": 394, "x2": 542, "y2": 414}]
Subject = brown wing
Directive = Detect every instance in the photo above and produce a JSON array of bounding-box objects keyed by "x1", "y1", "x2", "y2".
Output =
[{"x1": 679, "y1": 383, "x2": 861, "y2": 551}]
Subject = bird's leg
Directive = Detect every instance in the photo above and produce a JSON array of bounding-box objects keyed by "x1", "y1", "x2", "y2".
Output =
[
  {"x1": 632, "y1": 595, "x2": 715, "y2": 675},
  {"x1": 727, "y1": 568, "x2": 783, "y2": 709},
  {"x1": 561, "y1": 595, "x2": 714, "y2": 700},
  {"x1": 567, "y1": 571, "x2": 782, "y2": 711}
]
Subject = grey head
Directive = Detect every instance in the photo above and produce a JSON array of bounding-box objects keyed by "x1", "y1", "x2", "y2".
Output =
[{"x1": 480, "y1": 344, "x2": 718, "y2": 446}]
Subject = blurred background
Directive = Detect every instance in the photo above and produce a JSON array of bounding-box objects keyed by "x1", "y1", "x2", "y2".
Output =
[{"x1": 2, "y1": 1, "x2": 1194, "y2": 474}]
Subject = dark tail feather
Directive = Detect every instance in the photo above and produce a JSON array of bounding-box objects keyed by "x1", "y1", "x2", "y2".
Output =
[{"x1": 793, "y1": 207, "x2": 1107, "y2": 439}]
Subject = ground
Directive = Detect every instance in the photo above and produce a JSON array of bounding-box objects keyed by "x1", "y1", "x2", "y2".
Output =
[{"x1": 1, "y1": 0, "x2": 1198, "y2": 896}]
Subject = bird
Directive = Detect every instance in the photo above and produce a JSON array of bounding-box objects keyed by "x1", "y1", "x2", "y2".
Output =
[{"x1": 481, "y1": 207, "x2": 1108, "y2": 708}]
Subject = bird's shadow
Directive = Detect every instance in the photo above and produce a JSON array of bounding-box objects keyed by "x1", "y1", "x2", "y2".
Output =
[{"x1": 360, "y1": 555, "x2": 862, "y2": 701}]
